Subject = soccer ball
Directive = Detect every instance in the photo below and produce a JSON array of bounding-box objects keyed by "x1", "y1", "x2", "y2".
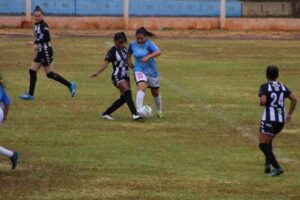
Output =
[{"x1": 139, "y1": 105, "x2": 152, "y2": 119}]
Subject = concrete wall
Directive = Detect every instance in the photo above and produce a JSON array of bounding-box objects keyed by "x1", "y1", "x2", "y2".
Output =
[
  {"x1": 242, "y1": 2, "x2": 294, "y2": 17},
  {"x1": 0, "y1": 0, "x2": 242, "y2": 17},
  {"x1": 1, "y1": 16, "x2": 300, "y2": 31}
]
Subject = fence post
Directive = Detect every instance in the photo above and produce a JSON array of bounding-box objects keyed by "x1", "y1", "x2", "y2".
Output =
[
  {"x1": 124, "y1": 0, "x2": 129, "y2": 30},
  {"x1": 220, "y1": 0, "x2": 226, "y2": 29},
  {"x1": 26, "y1": 0, "x2": 31, "y2": 22}
]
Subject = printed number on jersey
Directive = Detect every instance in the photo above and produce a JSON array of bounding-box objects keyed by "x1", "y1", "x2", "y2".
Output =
[{"x1": 270, "y1": 92, "x2": 284, "y2": 107}]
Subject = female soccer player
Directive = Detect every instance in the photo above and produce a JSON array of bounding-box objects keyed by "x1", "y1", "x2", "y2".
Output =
[
  {"x1": 19, "y1": 6, "x2": 76, "y2": 100},
  {"x1": 128, "y1": 27, "x2": 163, "y2": 118},
  {"x1": 89, "y1": 32, "x2": 140, "y2": 120},
  {"x1": 0, "y1": 76, "x2": 19, "y2": 170},
  {"x1": 258, "y1": 65, "x2": 297, "y2": 176}
]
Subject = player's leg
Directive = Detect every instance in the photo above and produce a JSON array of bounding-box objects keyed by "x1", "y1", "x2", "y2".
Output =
[
  {"x1": 0, "y1": 146, "x2": 19, "y2": 170},
  {"x1": 19, "y1": 62, "x2": 41, "y2": 100},
  {"x1": 148, "y1": 76, "x2": 163, "y2": 118},
  {"x1": 101, "y1": 78, "x2": 126, "y2": 120},
  {"x1": 259, "y1": 132, "x2": 283, "y2": 176},
  {"x1": 134, "y1": 72, "x2": 148, "y2": 112},
  {"x1": 118, "y1": 79, "x2": 140, "y2": 119},
  {"x1": 43, "y1": 64, "x2": 76, "y2": 97}
]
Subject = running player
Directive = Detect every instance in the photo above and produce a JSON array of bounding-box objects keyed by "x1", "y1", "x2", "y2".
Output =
[
  {"x1": 19, "y1": 6, "x2": 76, "y2": 100},
  {"x1": 0, "y1": 75, "x2": 20, "y2": 170},
  {"x1": 89, "y1": 32, "x2": 141, "y2": 120},
  {"x1": 128, "y1": 27, "x2": 163, "y2": 118},
  {"x1": 258, "y1": 65, "x2": 297, "y2": 176}
]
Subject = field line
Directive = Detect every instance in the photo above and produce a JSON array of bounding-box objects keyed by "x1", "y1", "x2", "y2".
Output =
[{"x1": 160, "y1": 76, "x2": 298, "y2": 164}]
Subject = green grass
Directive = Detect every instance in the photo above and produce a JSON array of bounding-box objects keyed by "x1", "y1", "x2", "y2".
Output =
[{"x1": 0, "y1": 35, "x2": 300, "y2": 200}]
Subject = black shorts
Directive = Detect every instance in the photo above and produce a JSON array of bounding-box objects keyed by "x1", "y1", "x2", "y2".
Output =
[
  {"x1": 34, "y1": 47, "x2": 53, "y2": 67},
  {"x1": 260, "y1": 121, "x2": 284, "y2": 136},
  {"x1": 112, "y1": 75, "x2": 130, "y2": 87}
]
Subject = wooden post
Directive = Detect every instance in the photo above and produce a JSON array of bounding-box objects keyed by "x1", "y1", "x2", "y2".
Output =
[
  {"x1": 220, "y1": 0, "x2": 226, "y2": 29},
  {"x1": 124, "y1": 0, "x2": 129, "y2": 30},
  {"x1": 26, "y1": 0, "x2": 31, "y2": 22}
]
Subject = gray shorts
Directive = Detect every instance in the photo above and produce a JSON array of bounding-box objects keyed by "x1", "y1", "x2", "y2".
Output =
[{"x1": 134, "y1": 72, "x2": 159, "y2": 88}]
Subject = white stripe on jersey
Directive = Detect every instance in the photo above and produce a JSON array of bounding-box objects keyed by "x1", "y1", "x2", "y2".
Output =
[
  {"x1": 280, "y1": 83, "x2": 286, "y2": 91},
  {"x1": 269, "y1": 107, "x2": 275, "y2": 121},
  {"x1": 268, "y1": 83, "x2": 272, "y2": 92},
  {"x1": 262, "y1": 108, "x2": 266, "y2": 121},
  {"x1": 278, "y1": 111, "x2": 283, "y2": 122}
]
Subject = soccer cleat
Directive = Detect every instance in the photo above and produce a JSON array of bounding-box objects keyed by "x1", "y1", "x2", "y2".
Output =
[
  {"x1": 132, "y1": 114, "x2": 142, "y2": 120},
  {"x1": 156, "y1": 111, "x2": 164, "y2": 119},
  {"x1": 69, "y1": 82, "x2": 76, "y2": 97},
  {"x1": 269, "y1": 168, "x2": 284, "y2": 177},
  {"x1": 264, "y1": 164, "x2": 271, "y2": 173},
  {"x1": 19, "y1": 93, "x2": 34, "y2": 100},
  {"x1": 100, "y1": 113, "x2": 114, "y2": 120},
  {"x1": 10, "y1": 151, "x2": 20, "y2": 170}
]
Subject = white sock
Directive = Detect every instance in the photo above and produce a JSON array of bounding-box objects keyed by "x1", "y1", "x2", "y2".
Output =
[
  {"x1": 154, "y1": 95, "x2": 162, "y2": 112},
  {"x1": 0, "y1": 146, "x2": 13, "y2": 158},
  {"x1": 136, "y1": 90, "x2": 145, "y2": 112}
]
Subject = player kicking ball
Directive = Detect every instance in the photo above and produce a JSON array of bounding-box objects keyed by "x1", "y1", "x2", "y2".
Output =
[
  {"x1": 89, "y1": 32, "x2": 141, "y2": 120},
  {"x1": 0, "y1": 76, "x2": 20, "y2": 170},
  {"x1": 258, "y1": 65, "x2": 297, "y2": 176}
]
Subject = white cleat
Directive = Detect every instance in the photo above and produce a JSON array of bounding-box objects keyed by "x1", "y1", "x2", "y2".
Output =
[
  {"x1": 100, "y1": 113, "x2": 115, "y2": 120},
  {"x1": 132, "y1": 114, "x2": 142, "y2": 120}
]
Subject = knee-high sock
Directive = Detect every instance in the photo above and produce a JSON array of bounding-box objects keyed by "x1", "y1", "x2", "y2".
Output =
[
  {"x1": 103, "y1": 95, "x2": 126, "y2": 115},
  {"x1": 136, "y1": 90, "x2": 145, "y2": 112},
  {"x1": 29, "y1": 69, "x2": 37, "y2": 96},
  {"x1": 124, "y1": 90, "x2": 138, "y2": 115},
  {"x1": 0, "y1": 146, "x2": 13, "y2": 158},
  {"x1": 154, "y1": 95, "x2": 163, "y2": 112},
  {"x1": 259, "y1": 143, "x2": 280, "y2": 169},
  {"x1": 47, "y1": 72, "x2": 71, "y2": 88}
]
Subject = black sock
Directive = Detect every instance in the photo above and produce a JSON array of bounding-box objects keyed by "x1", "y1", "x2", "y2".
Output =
[
  {"x1": 103, "y1": 95, "x2": 126, "y2": 115},
  {"x1": 29, "y1": 69, "x2": 37, "y2": 96},
  {"x1": 124, "y1": 90, "x2": 138, "y2": 115},
  {"x1": 46, "y1": 72, "x2": 71, "y2": 88},
  {"x1": 259, "y1": 143, "x2": 281, "y2": 169}
]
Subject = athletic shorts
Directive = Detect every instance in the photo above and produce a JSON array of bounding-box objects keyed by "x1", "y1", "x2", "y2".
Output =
[
  {"x1": 260, "y1": 121, "x2": 284, "y2": 136},
  {"x1": 34, "y1": 46, "x2": 53, "y2": 67},
  {"x1": 112, "y1": 75, "x2": 130, "y2": 87},
  {"x1": 134, "y1": 71, "x2": 159, "y2": 89}
]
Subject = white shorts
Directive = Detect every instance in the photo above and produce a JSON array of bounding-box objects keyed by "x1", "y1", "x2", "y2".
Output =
[
  {"x1": 134, "y1": 72, "x2": 159, "y2": 88},
  {"x1": 0, "y1": 107, "x2": 4, "y2": 123}
]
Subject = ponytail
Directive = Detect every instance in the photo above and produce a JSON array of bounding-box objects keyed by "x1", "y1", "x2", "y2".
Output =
[
  {"x1": 136, "y1": 27, "x2": 155, "y2": 38},
  {"x1": 34, "y1": 6, "x2": 44, "y2": 14}
]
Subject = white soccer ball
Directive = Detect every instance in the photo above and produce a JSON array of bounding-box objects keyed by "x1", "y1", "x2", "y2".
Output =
[{"x1": 139, "y1": 105, "x2": 152, "y2": 119}]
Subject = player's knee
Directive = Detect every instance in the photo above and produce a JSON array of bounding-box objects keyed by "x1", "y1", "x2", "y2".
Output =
[
  {"x1": 29, "y1": 69, "x2": 37, "y2": 77},
  {"x1": 46, "y1": 72, "x2": 55, "y2": 79},
  {"x1": 259, "y1": 143, "x2": 270, "y2": 153},
  {"x1": 124, "y1": 90, "x2": 132, "y2": 97}
]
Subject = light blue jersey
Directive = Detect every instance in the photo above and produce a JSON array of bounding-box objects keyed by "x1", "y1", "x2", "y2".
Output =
[
  {"x1": 0, "y1": 85, "x2": 10, "y2": 106},
  {"x1": 128, "y1": 39, "x2": 160, "y2": 78}
]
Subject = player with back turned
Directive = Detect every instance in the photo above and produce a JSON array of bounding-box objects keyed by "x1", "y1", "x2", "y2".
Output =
[{"x1": 258, "y1": 65, "x2": 297, "y2": 176}]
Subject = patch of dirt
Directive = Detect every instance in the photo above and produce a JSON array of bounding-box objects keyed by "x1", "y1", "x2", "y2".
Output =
[{"x1": 1, "y1": 28, "x2": 300, "y2": 40}]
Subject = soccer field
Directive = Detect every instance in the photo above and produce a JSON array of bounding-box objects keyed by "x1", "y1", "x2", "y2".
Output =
[{"x1": 0, "y1": 34, "x2": 300, "y2": 199}]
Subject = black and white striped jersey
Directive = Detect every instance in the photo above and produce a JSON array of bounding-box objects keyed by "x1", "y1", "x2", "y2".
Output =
[
  {"x1": 258, "y1": 81, "x2": 291, "y2": 123},
  {"x1": 105, "y1": 46, "x2": 129, "y2": 78},
  {"x1": 34, "y1": 20, "x2": 51, "y2": 51}
]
